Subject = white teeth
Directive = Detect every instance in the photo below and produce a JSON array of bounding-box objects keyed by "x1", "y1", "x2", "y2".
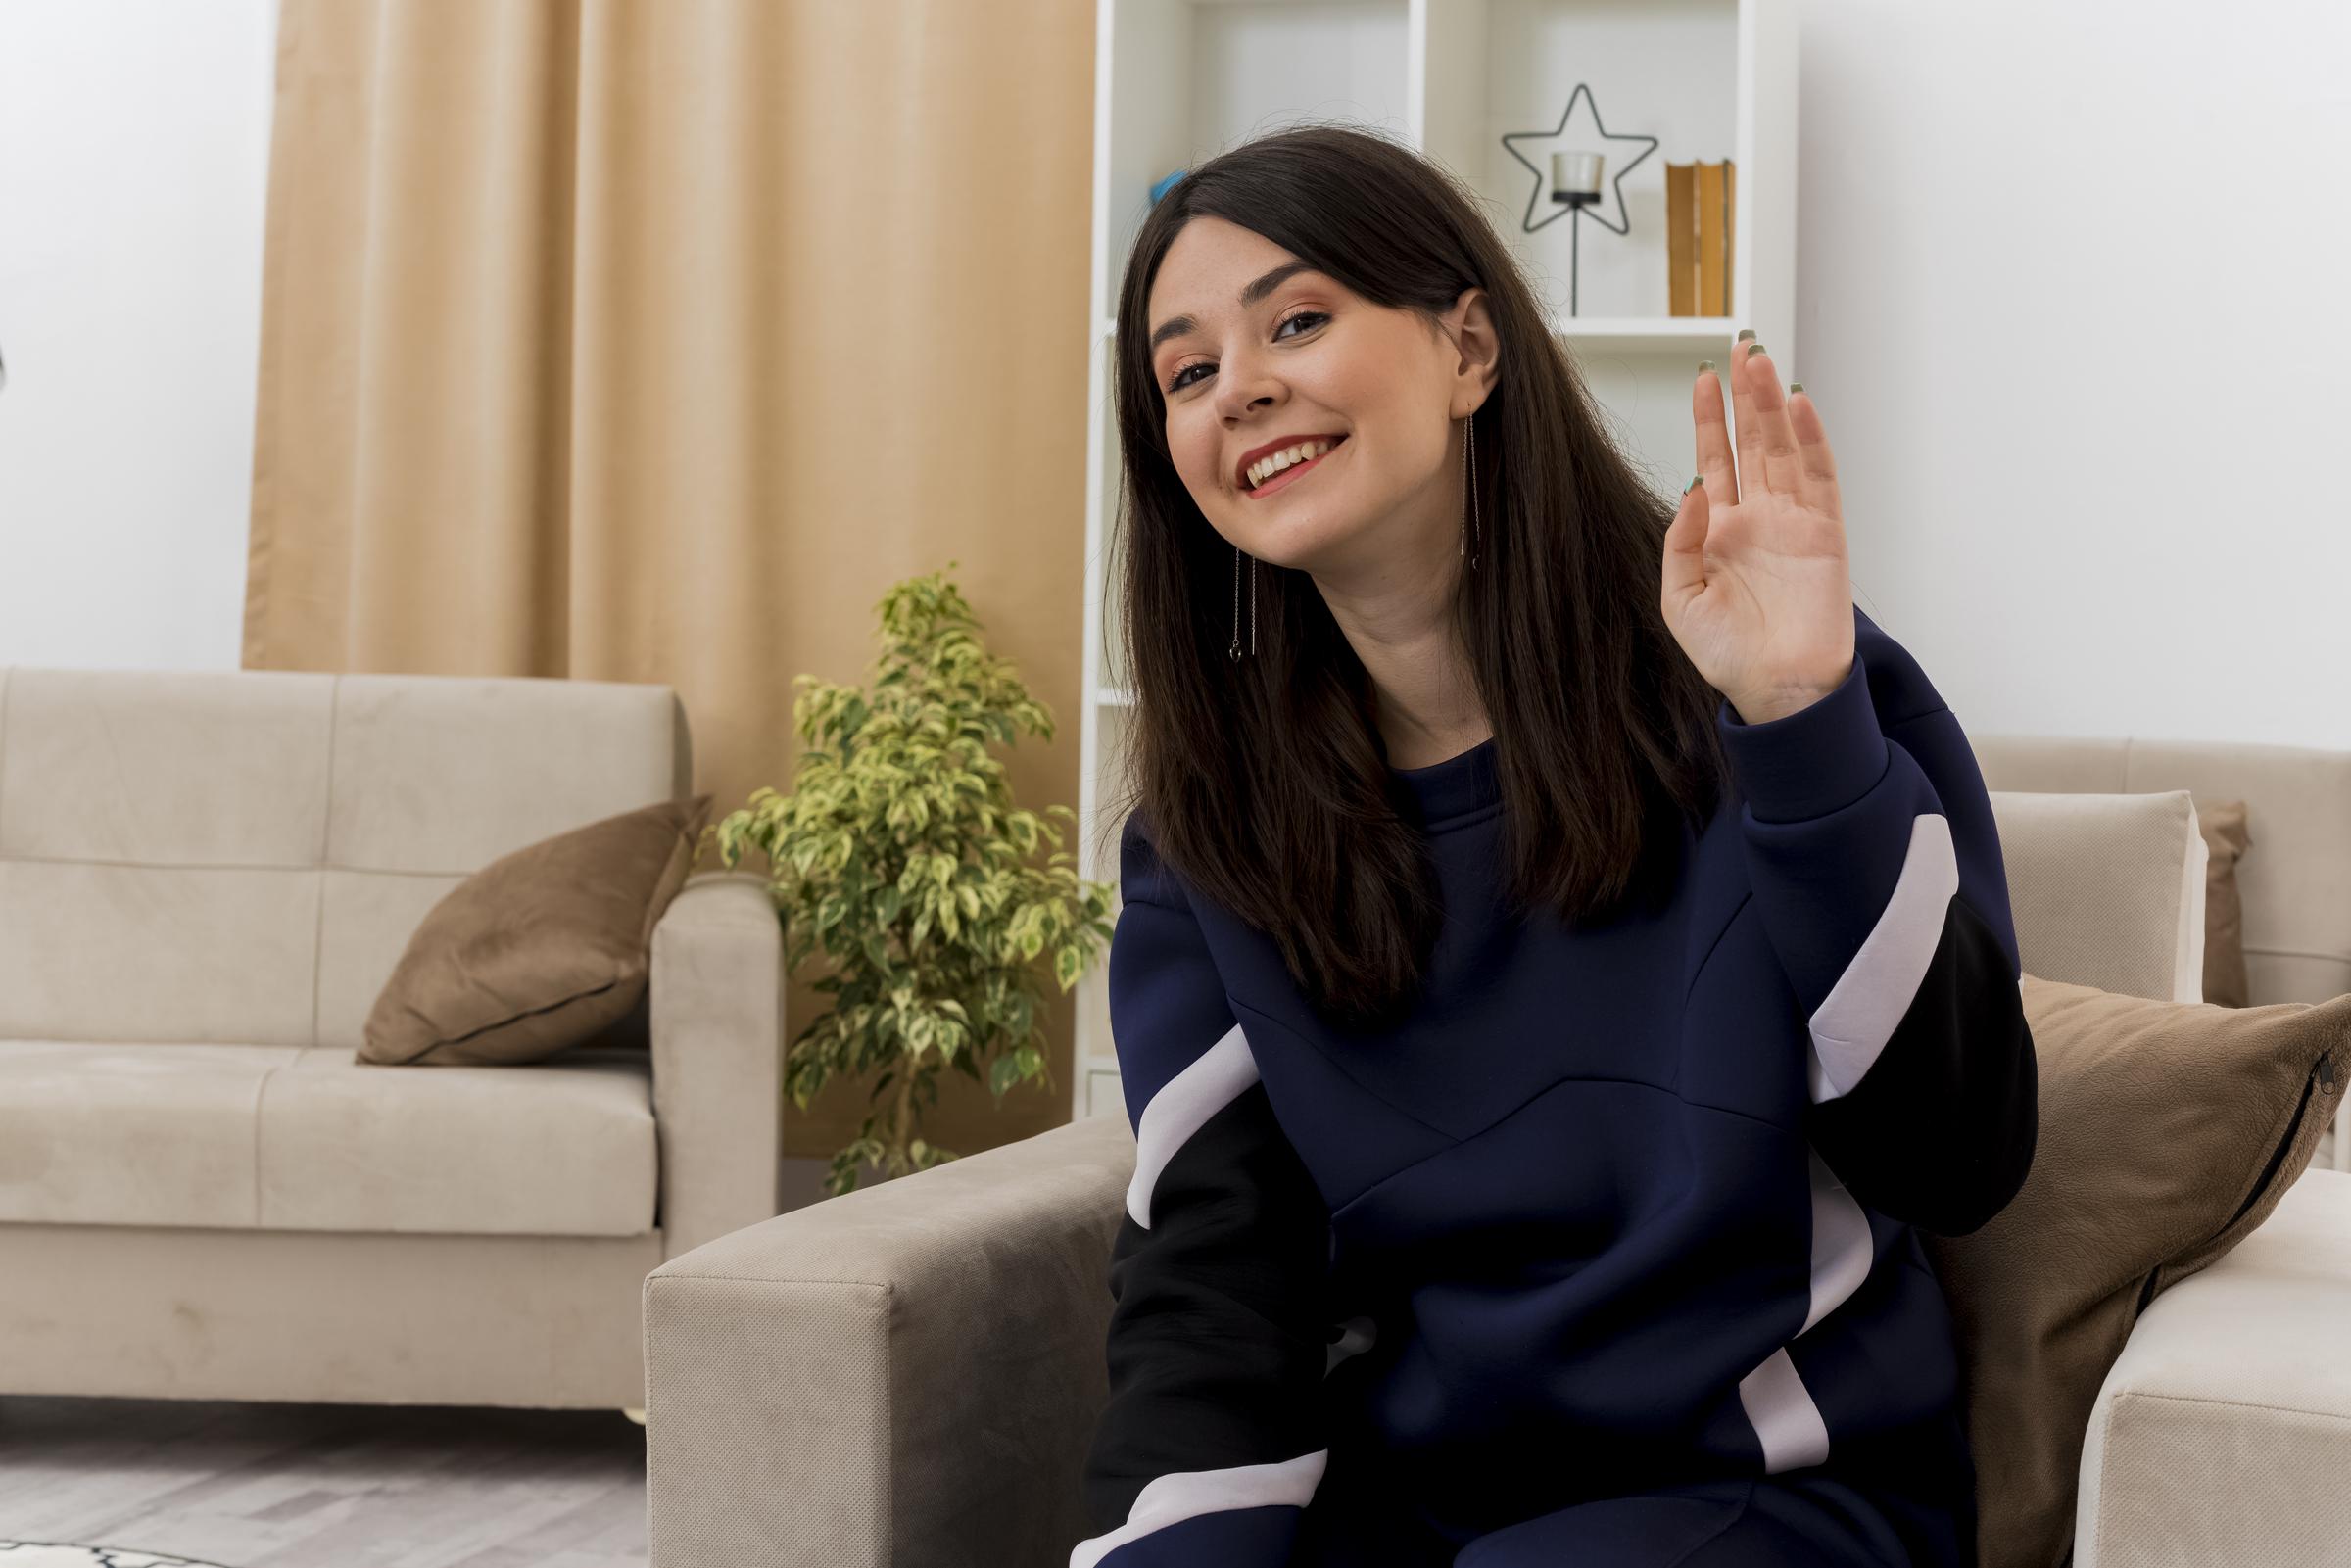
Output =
[{"x1": 1247, "y1": 438, "x2": 1337, "y2": 489}]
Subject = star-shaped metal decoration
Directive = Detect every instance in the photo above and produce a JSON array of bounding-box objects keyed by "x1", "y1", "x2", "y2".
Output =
[{"x1": 1501, "y1": 83, "x2": 1658, "y2": 236}]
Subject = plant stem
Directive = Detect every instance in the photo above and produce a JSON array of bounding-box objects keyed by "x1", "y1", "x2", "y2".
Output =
[{"x1": 893, "y1": 1064, "x2": 916, "y2": 1173}]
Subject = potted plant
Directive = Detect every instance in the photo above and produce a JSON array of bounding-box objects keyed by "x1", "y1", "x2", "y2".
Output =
[{"x1": 705, "y1": 565, "x2": 1116, "y2": 1197}]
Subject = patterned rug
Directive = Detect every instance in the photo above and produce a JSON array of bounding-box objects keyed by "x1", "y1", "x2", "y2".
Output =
[{"x1": 0, "y1": 1545, "x2": 238, "y2": 1567}]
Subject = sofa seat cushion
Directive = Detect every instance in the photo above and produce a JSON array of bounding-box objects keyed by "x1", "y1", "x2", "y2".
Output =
[
  {"x1": 0, "y1": 1040, "x2": 656, "y2": 1237},
  {"x1": 2076, "y1": 1166, "x2": 2351, "y2": 1567},
  {"x1": 0, "y1": 1040, "x2": 293, "y2": 1228}
]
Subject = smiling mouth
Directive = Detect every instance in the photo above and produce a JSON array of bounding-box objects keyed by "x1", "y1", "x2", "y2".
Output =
[{"x1": 1243, "y1": 435, "x2": 1348, "y2": 498}]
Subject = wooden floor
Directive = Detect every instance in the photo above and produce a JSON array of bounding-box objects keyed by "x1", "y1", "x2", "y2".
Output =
[{"x1": 0, "y1": 1394, "x2": 648, "y2": 1567}]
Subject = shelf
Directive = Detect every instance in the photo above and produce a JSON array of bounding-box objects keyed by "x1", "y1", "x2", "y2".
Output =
[{"x1": 1549, "y1": 315, "x2": 1749, "y2": 353}]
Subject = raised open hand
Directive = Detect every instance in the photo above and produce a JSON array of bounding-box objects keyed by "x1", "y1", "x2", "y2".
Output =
[{"x1": 1660, "y1": 340, "x2": 1856, "y2": 726}]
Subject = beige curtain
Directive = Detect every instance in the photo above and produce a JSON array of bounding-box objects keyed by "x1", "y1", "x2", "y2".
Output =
[{"x1": 246, "y1": 0, "x2": 1095, "y2": 1164}]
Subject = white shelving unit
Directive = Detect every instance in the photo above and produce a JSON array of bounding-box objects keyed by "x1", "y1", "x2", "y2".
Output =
[{"x1": 1073, "y1": 0, "x2": 1799, "y2": 1121}]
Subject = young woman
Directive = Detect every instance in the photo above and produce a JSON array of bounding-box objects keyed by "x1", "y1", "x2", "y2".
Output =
[{"x1": 1072, "y1": 125, "x2": 2036, "y2": 1568}]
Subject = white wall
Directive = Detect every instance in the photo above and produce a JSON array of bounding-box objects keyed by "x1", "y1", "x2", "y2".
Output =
[
  {"x1": 1794, "y1": 0, "x2": 2350, "y2": 747},
  {"x1": 0, "y1": 0, "x2": 2342, "y2": 746},
  {"x1": 0, "y1": 0, "x2": 278, "y2": 671}
]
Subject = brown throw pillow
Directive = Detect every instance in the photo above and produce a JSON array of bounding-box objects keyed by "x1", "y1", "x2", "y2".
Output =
[
  {"x1": 1921, "y1": 974, "x2": 2347, "y2": 1568},
  {"x1": 360, "y1": 794, "x2": 714, "y2": 1067},
  {"x1": 2194, "y1": 798, "x2": 2254, "y2": 1008}
]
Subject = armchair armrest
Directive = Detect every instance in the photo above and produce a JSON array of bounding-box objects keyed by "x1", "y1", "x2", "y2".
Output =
[
  {"x1": 642, "y1": 1110, "x2": 1134, "y2": 1568},
  {"x1": 2074, "y1": 1166, "x2": 2351, "y2": 1567},
  {"x1": 649, "y1": 870, "x2": 788, "y2": 1262}
]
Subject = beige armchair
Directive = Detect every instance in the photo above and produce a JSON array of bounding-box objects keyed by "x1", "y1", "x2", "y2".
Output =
[
  {"x1": 0, "y1": 665, "x2": 784, "y2": 1413},
  {"x1": 643, "y1": 734, "x2": 2351, "y2": 1567}
]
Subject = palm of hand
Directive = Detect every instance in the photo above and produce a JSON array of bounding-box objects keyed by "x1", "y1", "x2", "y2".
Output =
[{"x1": 1660, "y1": 342, "x2": 1856, "y2": 723}]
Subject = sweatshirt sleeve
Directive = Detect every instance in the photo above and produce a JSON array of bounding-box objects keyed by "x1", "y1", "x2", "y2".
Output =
[
  {"x1": 1714, "y1": 602, "x2": 2039, "y2": 1238},
  {"x1": 1070, "y1": 811, "x2": 1336, "y2": 1568}
]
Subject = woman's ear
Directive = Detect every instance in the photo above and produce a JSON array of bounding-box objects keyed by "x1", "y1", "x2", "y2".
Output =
[{"x1": 1446, "y1": 286, "x2": 1501, "y2": 404}]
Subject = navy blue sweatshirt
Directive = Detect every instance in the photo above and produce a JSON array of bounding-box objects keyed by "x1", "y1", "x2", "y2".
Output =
[{"x1": 1070, "y1": 603, "x2": 2038, "y2": 1567}]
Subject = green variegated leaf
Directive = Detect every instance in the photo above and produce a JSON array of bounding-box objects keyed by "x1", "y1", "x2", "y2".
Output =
[{"x1": 721, "y1": 568, "x2": 1117, "y2": 1189}]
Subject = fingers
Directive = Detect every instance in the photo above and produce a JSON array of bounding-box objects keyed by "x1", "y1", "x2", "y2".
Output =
[
  {"x1": 1789, "y1": 380, "x2": 1843, "y2": 518},
  {"x1": 1742, "y1": 346, "x2": 1804, "y2": 498},
  {"x1": 1692, "y1": 359, "x2": 1738, "y2": 507},
  {"x1": 1697, "y1": 334, "x2": 1843, "y2": 517},
  {"x1": 1661, "y1": 468, "x2": 1708, "y2": 609},
  {"x1": 1727, "y1": 337, "x2": 1765, "y2": 501},
  {"x1": 1746, "y1": 346, "x2": 1843, "y2": 516}
]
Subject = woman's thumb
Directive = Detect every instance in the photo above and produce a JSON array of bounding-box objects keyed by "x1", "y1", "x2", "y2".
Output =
[{"x1": 1661, "y1": 474, "x2": 1707, "y2": 602}]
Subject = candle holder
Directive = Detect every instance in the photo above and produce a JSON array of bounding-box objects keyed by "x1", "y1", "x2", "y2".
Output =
[{"x1": 1501, "y1": 83, "x2": 1658, "y2": 317}]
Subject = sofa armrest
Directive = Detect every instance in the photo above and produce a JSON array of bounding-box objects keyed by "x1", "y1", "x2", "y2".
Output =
[
  {"x1": 649, "y1": 870, "x2": 787, "y2": 1261},
  {"x1": 642, "y1": 1110, "x2": 1134, "y2": 1568},
  {"x1": 2075, "y1": 1165, "x2": 2351, "y2": 1568}
]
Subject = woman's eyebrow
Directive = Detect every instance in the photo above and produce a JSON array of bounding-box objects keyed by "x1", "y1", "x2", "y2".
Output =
[{"x1": 1149, "y1": 261, "x2": 1322, "y2": 356}]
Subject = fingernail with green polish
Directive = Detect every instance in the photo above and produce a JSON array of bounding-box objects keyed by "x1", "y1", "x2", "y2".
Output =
[
  {"x1": 1747, "y1": 342, "x2": 1767, "y2": 357},
  {"x1": 1698, "y1": 359, "x2": 1714, "y2": 372},
  {"x1": 1789, "y1": 381, "x2": 1803, "y2": 394},
  {"x1": 1685, "y1": 474, "x2": 1703, "y2": 494},
  {"x1": 1736, "y1": 329, "x2": 1755, "y2": 342}
]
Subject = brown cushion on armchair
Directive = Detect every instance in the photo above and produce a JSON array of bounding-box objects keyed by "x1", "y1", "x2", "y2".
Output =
[
  {"x1": 1921, "y1": 974, "x2": 2347, "y2": 1568},
  {"x1": 360, "y1": 793, "x2": 714, "y2": 1067},
  {"x1": 2194, "y1": 798, "x2": 2254, "y2": 1008}
]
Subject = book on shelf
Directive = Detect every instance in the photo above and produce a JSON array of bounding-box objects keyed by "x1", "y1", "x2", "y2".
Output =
[{"x1": 1665, "y1": 159, "x2": 1736, "y2": 316}]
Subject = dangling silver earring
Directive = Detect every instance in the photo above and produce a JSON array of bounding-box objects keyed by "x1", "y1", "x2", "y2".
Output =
[
  {"x1": 1460, "y1": 410, "x2": 1482, "y2": 571},
  {"x1": 1228, "y1": 542, "x2": 1256, "y2": 662}
]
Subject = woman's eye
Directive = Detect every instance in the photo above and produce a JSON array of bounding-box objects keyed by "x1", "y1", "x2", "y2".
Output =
[{"x1": 1166, "y1": 310, "x2": 1329, "y2": 393}]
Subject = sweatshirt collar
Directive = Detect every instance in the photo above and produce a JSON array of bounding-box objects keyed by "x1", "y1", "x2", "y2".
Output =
[{"x1": 1386, "y1": 735, "x2": 1500, "y2": 828}]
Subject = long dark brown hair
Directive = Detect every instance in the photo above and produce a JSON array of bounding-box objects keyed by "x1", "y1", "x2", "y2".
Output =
[{"x1": 1104, "y1": 123, "x2": 1731, "y2": 1037}]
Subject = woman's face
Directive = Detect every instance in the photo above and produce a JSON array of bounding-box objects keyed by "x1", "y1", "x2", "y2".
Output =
[{"x1": 1145, "y1": 215, "x2": 1492, "y2": 581}]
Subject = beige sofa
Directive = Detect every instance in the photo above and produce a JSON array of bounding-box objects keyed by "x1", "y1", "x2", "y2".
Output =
[
  {"x1": 643, "y1": 731, "x2": 2351, "y2": 1568},
  {"x1": 0, "y1": 665, "x2": 784, "y2": 1412}
]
